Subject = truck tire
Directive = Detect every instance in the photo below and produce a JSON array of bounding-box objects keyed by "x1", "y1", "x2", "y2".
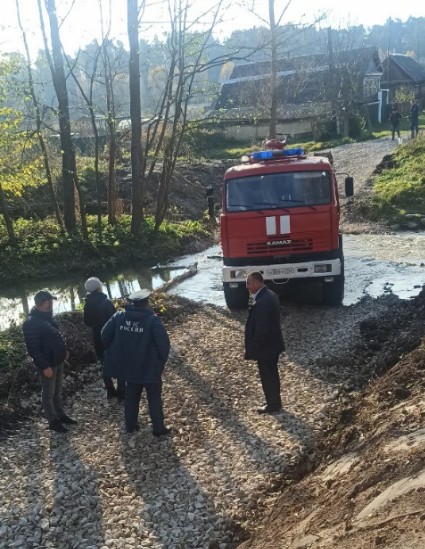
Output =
[
  {"x1": 322, "y1": 274, "x2": 344, "y2": 306},
  {"x1": 322, "y1": 236, "x2": 344, "y2": 306},
  {"x1": 224, "y1": 282, "x2": 249, "y2": 309}
]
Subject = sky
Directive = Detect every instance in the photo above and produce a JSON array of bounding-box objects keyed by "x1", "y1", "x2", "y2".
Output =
[{"x1": 0, "y1": 0, "x2": 424, "y2": 57}]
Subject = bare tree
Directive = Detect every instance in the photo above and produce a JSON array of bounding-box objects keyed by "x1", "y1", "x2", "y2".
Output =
[
  {"x1": 127, "y1": 0, "x2": 145, "y2": 234},
  {"x1": 102, "y1": 39, "x2": 120, "y2": 225},
  {"x1": 235, "y1": 0, "x2": 328, "y2": 138},
  {"x1": 66, "y1": 42, "x2": 104, "y2": 237},
  {"x1": 15, "y1": 0, "x2": 64, "y2": 232},
  {"x1": 37, "y1": 0, "x2": 88, "y2": 238},
  {"x1": 268, "y1": 0, "x2": 292, "y2": 138},
  {"x1": 150, "y1": 0, "x2": 236, "y2": 229}
]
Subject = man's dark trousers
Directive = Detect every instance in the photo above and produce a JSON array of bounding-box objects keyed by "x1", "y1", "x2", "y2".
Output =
[
  {"x1": 103, "y1": 373, "x2": 125, "y2": 397},
  {"x1": 257, "y1": 354, "x2": 281, "y2": 409},
  {"x1": 40, "y1": 363, "x2": 65, "y2": 422},
  {"x1": 125, "y1": 381, "x2": 165, "y2": 431},
  {"x1": 97, "y1": 348, "x2": 125, "y2": 397}
]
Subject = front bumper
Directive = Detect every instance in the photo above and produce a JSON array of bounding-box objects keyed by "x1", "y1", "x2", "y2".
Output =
[{"x1": 223, "y1": 258, "x2": 342, "y2": 283}]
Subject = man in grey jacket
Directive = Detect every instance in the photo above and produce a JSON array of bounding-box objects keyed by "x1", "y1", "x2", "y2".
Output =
[{"x1": 22, "y1": 290, "x2": 77, "y2": 433}]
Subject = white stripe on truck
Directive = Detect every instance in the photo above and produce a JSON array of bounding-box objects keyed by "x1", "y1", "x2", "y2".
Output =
[{"x1": 266, "y1": 216, "x2": 276, "y2": 235}]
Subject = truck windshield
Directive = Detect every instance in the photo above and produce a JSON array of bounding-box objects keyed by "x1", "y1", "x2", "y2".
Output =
[{"x1": 225, "y1": 171, "x2": 331, "y2": 212}]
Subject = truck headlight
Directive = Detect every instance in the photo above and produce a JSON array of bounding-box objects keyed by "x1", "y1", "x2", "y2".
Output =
[
  {"x1": 231, "y1": 269, "x2": 247, "y2": 279},
  {"x1": 314, "y1": 264, "x2": 332, "y2": 273}
]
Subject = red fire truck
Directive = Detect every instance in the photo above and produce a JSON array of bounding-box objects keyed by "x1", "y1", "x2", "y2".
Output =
[{"x1": 220, "y1": 144, "x2": 353, "y2": 308}]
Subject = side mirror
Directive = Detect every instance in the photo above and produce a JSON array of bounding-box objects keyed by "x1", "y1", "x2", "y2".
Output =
[{"x1": 345, "y1": 176, "x2": 354, "y2": 197}]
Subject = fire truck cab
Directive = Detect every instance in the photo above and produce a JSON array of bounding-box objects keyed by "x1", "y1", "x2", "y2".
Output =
[{"x1": 220, "y1": 147, "x2": 354, "y2": 309}]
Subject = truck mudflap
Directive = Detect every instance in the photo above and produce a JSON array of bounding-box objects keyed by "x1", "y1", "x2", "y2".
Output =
[{"x1": 223, "y1": 258, "x2": 342, "y2": 283}]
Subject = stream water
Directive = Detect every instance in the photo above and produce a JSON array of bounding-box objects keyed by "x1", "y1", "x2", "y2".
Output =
[{"x1": 1, "y1": 232, "x2": 425, "y2": 331}]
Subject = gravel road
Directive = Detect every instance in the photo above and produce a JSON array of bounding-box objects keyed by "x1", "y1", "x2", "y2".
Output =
[
  {"x1": 1, "y1": 138, "x2": 421, "y2": 549},
  {"x1": 0, "y1": 293, "x2": 406, "y2": 549},
  {"x1": 332, "y1": 137, "x2": 398, "y2": 191},
  {"x1": 331, "y1": 137, "x2": 398, "y2": 233}
]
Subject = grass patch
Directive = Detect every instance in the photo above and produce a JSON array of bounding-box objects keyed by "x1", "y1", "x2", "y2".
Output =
[{"x1": 368, "y1": 138, "x2": 425, "y2": 223}]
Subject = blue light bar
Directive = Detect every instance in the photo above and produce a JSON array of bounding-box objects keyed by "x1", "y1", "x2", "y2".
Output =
[
  {"x1": 251, "y1": 148, "x2": 304, "y2": 161},
  {"x1": 283, "y1": 148, "x2": 304, "y2": 156},
  {"x1": 251, "y1": 150, "x2": 273, "y2": 160}
]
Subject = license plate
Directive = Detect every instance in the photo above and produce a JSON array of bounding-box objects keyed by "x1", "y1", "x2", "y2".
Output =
[{"x1": 266, "y1": 267, "x2": 295, "y2": 277}]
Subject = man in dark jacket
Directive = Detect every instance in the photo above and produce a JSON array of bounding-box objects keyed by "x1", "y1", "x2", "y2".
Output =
[
  {"x1": 409, "y1": 99, "x2": 419, "y2": 138},
  {"x1": 22, "y1": 290, "x2": 77, "y2": 433},
  {"x1": 83, "y1": 276, "x2": 125, "y2": 400},
  {"x1": 101, "y1": 289, "x2": 171, "y2": 435},
  {"x1": 389, "y1": 105, "x2": 402, "y2": 140},
  {"x1": 244, "y1": 272, "x2": 285, "y2": 414}
]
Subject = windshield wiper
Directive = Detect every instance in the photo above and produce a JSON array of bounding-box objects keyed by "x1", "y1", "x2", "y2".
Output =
[
  {"x1": 229, "y1": 202, "x2": 292, "y2": 214},
  {"x1": 279, "y1": 199, "x2": 317, "y2": 210}
]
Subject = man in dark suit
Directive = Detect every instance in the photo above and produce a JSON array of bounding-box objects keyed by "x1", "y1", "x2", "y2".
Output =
[{"x1": 244, "y1": 272, "x2": 285, "y2": 414}]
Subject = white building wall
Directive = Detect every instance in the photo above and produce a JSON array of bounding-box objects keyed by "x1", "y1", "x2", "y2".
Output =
[{"x1": 223, "y1": 120, "x2": 313, "y2": 140}]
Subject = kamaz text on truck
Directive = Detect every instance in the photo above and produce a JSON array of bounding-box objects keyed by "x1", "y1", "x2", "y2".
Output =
[{"x1": 220, "y1": 145, "x2": 354, "y2": 309}]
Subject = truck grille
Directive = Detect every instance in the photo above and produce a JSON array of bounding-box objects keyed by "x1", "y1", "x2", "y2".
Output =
[{"x1": 247, "y1": 239, "x2": 313, "y2": 255}]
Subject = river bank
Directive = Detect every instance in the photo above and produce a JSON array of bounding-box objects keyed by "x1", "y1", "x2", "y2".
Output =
[{"x1": 0, "y1": 215, "x2": 216, "y2": 289}]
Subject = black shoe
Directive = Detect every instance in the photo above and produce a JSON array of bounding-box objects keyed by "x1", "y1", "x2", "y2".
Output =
[
  {"x1": 257, "y1": 405, "x2": 282, "y2": 415},
  {"x1": 126, "y1": 424, "x2": 140, "y2": 434},
  {"x1": 153, "y1": 427, "x2": 172, "y2": 437},
  {"x1": 49, "y1": 419, "x2": 69, "y2": 433},
  {"x1": 59, "y1": 415, "x2": 78, "y2": 425}
]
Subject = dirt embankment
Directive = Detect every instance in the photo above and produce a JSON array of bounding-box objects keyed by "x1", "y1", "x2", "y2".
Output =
[{"x1": 239, "y1": 303, "x2": 425, "y2": 549}]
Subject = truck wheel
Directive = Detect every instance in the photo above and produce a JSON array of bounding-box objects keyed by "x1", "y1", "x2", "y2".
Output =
[
  {"x1": 322, "y1": 235, "x2": 344, "y2": 306},
  {"x1": 224, "y1": 282, "x2": 249, "y2": 309},
  {"x1": 322, "y1": 274, "x2": 344, "y2": 306}
]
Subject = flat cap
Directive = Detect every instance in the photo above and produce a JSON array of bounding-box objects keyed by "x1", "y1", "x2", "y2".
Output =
[
  {"x1": 34, "y1": 290, "x2": 57, "y2": 304},
  {"x1": 128, "y1": 289, "x2": 151, "y2": 301}
]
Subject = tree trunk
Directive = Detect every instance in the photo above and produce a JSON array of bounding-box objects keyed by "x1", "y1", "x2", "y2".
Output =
[
  {"x1": 105, "y1": 57, "x2": 118, "y2": 224},
  {"x1": 107, "y1": 124, "x2": 118, "y2": 225},
  {"x1": 73, "y1": 170, "x2": 89, "y2": 239},
  {"x1": 45, "y1": 0, "x2": 76, "y2": 231},
  {"x1": 0, "y1": 181, "x2": 16, "y2": 245},
  {"x1": 39, "y1": 130, "x2": 65, "y2": 232},
  {"x1": 127, "y1": 0, "x2": 144, "y2": 234}
]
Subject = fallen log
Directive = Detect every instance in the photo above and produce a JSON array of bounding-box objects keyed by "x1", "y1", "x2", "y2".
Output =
[
  {"x1": 151, "y1": 264, "x2": 188, "y2": 271},
  {"x1": 155, "y1": 263, "x2": 198, "y2": 293}
]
